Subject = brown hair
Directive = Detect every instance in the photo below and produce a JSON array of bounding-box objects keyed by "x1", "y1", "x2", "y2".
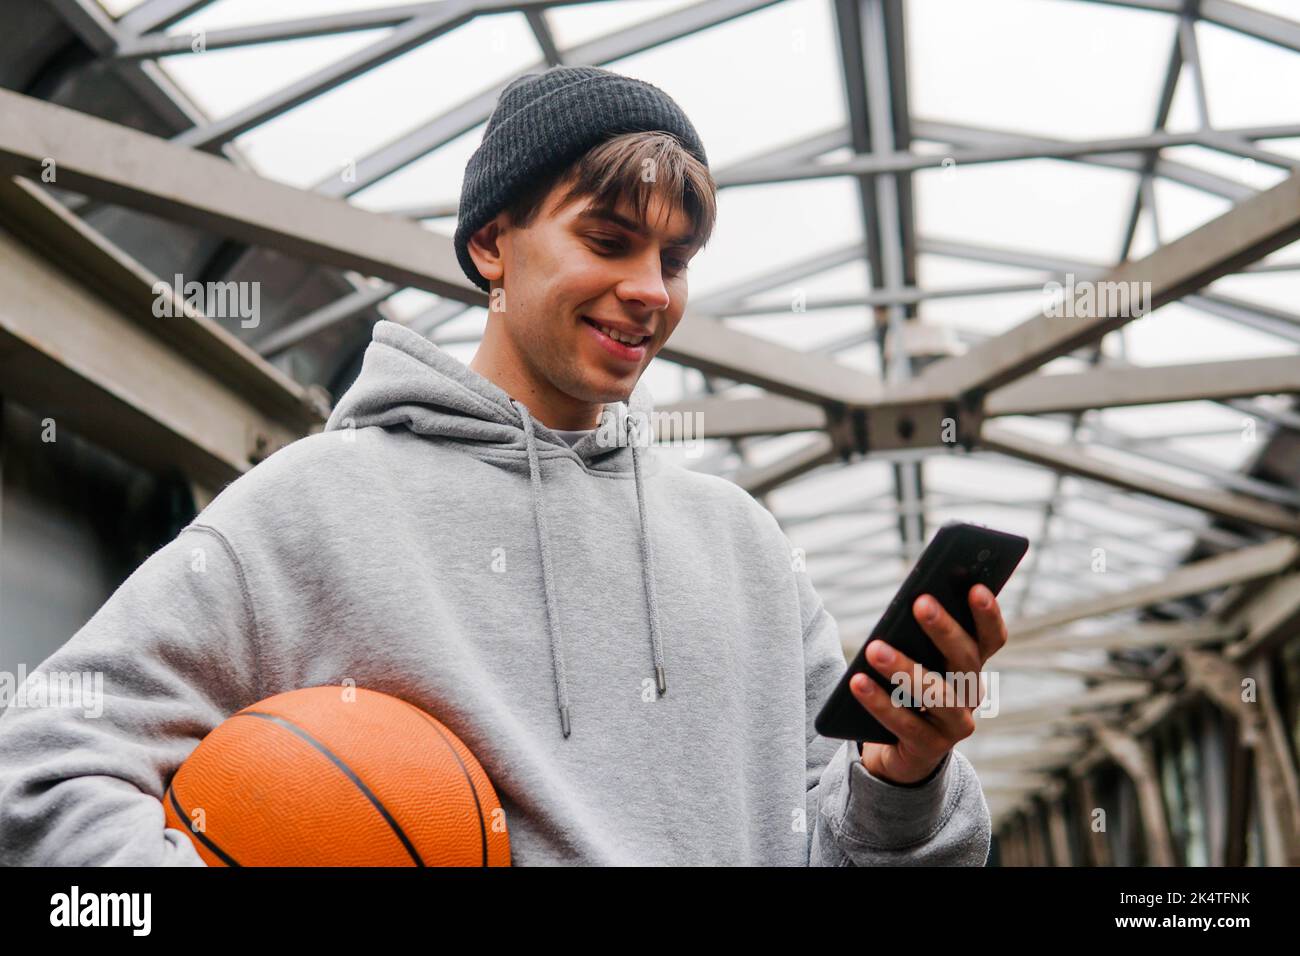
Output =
[{"x1": 501, "y1": 130, "x2": 717, "y2": 259}]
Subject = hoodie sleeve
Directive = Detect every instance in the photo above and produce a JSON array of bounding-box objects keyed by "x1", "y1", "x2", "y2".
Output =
[
  {"x1": 799, "y1": 570, "x2": 992, "y2": 866},
  {"x1": 0, "y1": 523, "x2": 262, "y2": 866}
]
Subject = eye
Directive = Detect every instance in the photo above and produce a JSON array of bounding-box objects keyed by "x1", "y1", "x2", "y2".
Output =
[{"x1": 590, "y1": 234, "x2": 688, "y2": 275}]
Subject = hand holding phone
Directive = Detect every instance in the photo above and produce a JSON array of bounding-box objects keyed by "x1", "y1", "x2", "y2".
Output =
[{"x1": 814, "y1": 522, "x2": 1028, "y2": 771}]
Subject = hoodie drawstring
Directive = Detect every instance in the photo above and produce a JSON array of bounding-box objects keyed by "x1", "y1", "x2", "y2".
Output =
[
  {"x1": 627, "y1": 415, "x2": 668, "y2": 701},
  {"x1": 515, "y1": 400, "x2": 666, "y2": 739}
]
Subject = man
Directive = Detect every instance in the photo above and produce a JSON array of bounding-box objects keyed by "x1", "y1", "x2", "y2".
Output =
[{"x1": 0, "y1": 66, "x2": 999, "y2": 865}]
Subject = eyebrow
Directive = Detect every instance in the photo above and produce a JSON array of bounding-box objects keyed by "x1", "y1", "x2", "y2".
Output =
[{"x1": 577, "y1": 209, "x2": 696, "y2": 248}]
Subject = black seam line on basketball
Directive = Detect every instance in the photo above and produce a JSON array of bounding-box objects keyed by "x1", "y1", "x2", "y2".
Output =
[
  {"x1": 166, "y1": 783, "x2": 242, "y2": 867},
  {"x1": 401, "y1": 702, "x2": 489, "y2": 867},
  {"x1": 234, "y1": 710, "x2": 426, "y2": 867}
]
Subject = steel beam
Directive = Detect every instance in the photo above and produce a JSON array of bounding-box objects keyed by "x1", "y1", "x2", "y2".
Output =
[
  {"x1": 0, "y1": 182, "x2": 318, "y2": 489},
  {"x1": 1200, "y1": 0, "x2": 1300, "y2": 55},
  {"x1": 918, "y1": 118, "x2": 1256, "y2": 205},
  {"x1": 46, "y1": 0, "x2": 212, "y2": 134},
  {"x1": 654, "y1": 394, "x2": 826, "y2": 441},
  {"x1": 0, "y1": 90, "x2": 475, "y2": 300},
  {"x1": 986, "y1": 356, "x2": 1300, "y2": 417},
  {"x1": 117, "y1": 0, "x2": 217, "y2": 35},
  {"x1": 734, "y1": 435, "x2": 839, "y2": 496},
  {"x1": 717, "y1": 281, "x2": 1046, "y2": 316},
  {"x1": 0, "y1": 174, "x2": 321, "y2": 430},
  {"x1": 659, "y1": 318, "x2": 881, "y2": 406},
  {"x1": 914, "y1": 169, "x2": 1300, "y2": 397},
  {"x1": 116, "y1": 1, "x2": 457, "y2": 58},
  {"x1": 0, "y1": 92, "x2": 892, "y2": 406},
  {"x1": 255, "y1": 281, "x2": 400, "y2": 358},
  {"x1": 312, "y1": 0, "x2": 784, "y2": 197},
  {"x1": 669, "y1": 355, "x2": 1300, "y2": 436},
  {"x1": 716, "y1": 125, "x2": 1300, "y2": 186},
  {"x1": 686, "y1": 239, "x2": 865, "y2": 316},
  {"x1": 169, "y1": 4, "x2": 477, "y2": 152},
  {"x1": 981, "y1": 424, "x2": 1300, "y2": 534},
  {"x1": 995, "y1": 619, "x2": 1238, "y2": 656},
  {"x1": 1007, "y1": 536, "x2": 1299, "y2": 641}
]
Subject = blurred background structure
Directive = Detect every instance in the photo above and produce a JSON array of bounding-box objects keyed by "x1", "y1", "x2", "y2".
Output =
[{"x1": 1, "y1": 0, "x2": 1299, "y2": 865}]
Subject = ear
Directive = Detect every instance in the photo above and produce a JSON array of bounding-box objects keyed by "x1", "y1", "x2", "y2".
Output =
[{"x1": 467, "y1": 216, "x2": 506, "y2": 286}]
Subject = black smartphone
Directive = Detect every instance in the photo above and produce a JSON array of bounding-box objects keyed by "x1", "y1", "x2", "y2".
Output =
[{"x1": 814, "y1": 520, "x2": 1029, "y2": 744}]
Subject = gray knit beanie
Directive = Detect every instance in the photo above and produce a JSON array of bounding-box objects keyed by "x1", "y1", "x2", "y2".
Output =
[{"x1": 453, "y1": 65, "x2": 709, "y2": 293}]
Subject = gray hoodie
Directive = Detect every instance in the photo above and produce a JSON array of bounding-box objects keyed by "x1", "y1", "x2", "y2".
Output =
[{"x1": 0, "y1": 319, "x2": 991, "y2": 866}]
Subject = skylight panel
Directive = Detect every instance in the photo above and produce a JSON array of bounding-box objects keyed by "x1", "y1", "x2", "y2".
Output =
[
  {"x1": 916, "y1": 158, "x2": 1134, "y2": 266},
  {"x1": 907, "y1": 0, "x2": 1173, "y2": 140},
  {"x1": 226, "y1": 15, "x2": 538, "y2": 188},
  {"x1": 606, "y1": 0, "x2": 845, "y2": 169},
  {"x1": 546, "y1": 0, "x2": 704, "y2": 48}
]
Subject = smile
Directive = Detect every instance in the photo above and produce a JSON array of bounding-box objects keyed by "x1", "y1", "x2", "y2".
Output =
[
  {"x1": 583, "y1": 316, "x2": 649, "y2": 346},
  {"x1": 581, "y1": 316, "x2": 650, "y2": 365}
]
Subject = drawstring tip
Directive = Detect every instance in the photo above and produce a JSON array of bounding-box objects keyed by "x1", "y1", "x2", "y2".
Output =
[
  {"x1": 655, "y1": 664, "x2": 666, "y2": 696},
  {"x1": 560, "y1": 705, "x2": 571, "y2": 738}
]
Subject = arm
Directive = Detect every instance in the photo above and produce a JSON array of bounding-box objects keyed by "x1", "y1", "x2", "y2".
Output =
[
  {"x1": 799, "y1": 570, "x2": 992, "y2": 866},
  {"x1": 0, "y1": 523, "x2": 262, "y2": 866}
]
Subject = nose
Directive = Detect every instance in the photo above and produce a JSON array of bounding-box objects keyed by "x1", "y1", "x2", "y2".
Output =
[{"x1": 616, "y1": 247, "x2": 671, "y2": 313}]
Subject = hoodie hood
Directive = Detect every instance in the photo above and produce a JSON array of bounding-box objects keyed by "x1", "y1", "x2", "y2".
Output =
[{"x1": 323, "y1": 320, "x2": 666, "y2": 739}]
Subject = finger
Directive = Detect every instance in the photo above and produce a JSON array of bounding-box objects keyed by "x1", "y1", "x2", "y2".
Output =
[
  {"x1": 967, "y1": 584, "x2": 1009, "y2": 665},
  {"x1": 911, "y1": 594, "x2": 981, "y2": 675},
  {"x1": 864, "y1": 640, "x2": 974, "y2": 739},
  {"x1": 849, "y1": 672, "x2": 949, "y2": 757}
]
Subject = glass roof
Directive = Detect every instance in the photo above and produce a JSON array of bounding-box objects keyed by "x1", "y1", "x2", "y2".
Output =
[{"x1": 85, "y1": 0, "x2": 1300, "y2": 821}]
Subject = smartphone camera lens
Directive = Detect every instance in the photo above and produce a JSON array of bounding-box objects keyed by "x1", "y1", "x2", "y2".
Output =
[{"x1": 977, "y1": 548, "x2": 991, "y2": 562}]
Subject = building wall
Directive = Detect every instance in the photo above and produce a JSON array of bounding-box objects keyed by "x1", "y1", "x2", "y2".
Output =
[{"x1": 0, "y1": 395, "x2": 195, "y2": 678}]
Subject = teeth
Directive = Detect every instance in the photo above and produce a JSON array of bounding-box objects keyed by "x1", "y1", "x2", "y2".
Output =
[{"x1": 595, "y1": 322, "x2": 646, "y2": 347}]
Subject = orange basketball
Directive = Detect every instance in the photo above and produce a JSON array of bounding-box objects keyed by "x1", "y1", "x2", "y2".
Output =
[{"x1": 162, "y1": 685, "x2": 510, "y2": 866}]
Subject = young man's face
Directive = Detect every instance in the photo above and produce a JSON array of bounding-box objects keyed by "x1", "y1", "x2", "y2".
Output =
[{"x1": 467, "y1": 175, "x2": 697, "y2": 427}]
